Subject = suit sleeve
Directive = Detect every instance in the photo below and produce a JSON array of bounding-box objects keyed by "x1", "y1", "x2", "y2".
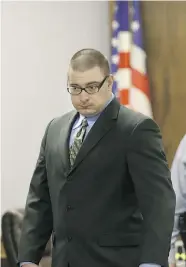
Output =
[
  {"x1": 127, "y1": 118, "x2": 176, "y2": 267},
  {"x1": 18, "y1": 120, "x2": 54, "y2": 265}
]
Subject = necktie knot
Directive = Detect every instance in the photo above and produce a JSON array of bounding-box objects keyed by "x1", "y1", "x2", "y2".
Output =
[{"x1": 81, "y1": 118, "x2": 88, "y2": 128}]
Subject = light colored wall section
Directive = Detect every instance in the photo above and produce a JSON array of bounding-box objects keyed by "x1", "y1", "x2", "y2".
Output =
[{"x1": 1, "y1": 1, "x2": 110, "y2": 214}]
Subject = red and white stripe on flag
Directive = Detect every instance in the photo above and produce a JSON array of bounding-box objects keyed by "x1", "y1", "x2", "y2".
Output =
[{"x1": 111, "y1": 0, "x2": 153, "y2": 118}]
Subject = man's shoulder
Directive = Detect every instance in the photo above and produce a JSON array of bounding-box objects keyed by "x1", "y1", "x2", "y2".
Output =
[
  {"x1": 118, "y1": 104, "x2": 153, "y2": 131},
  {"x1": 49, "y1": 110, "x2": 77, "y2": 127},
  {"x1": 180, "y1": 134, "x2": 186, "y2": 146}
]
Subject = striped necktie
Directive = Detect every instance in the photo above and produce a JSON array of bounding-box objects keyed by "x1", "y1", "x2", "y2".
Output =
[{"x1": 69, "y1": 118, "x2": 88, "y2": 166}]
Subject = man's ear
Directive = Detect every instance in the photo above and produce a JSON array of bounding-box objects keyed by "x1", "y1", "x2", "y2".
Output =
[{"x1": 108, "y1": 74, "x2": 114, "y2": 90}]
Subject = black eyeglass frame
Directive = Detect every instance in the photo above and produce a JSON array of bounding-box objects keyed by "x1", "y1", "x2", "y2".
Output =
[{"x1": 67, "y1": 75, "x2": 109, "y2": 95}]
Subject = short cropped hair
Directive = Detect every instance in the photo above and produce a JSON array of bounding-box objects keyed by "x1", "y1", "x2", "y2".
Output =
[{"x1": 70, "y1": 48, "x2": 110, "y2": 76}]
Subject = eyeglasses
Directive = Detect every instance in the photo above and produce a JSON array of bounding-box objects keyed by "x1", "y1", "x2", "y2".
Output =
[{"x1": 67, "y1": 75, "x2": 109, "y2": 95}]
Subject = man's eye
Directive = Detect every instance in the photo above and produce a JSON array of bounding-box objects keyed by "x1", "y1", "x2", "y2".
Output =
[{"x1": 88, "y1": 85, "x2": 98, "y2": 90}]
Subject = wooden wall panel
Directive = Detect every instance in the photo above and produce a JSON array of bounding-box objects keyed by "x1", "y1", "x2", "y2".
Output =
[{"x1": 109, "y1": 1, "x2": 186, "y2": 165}]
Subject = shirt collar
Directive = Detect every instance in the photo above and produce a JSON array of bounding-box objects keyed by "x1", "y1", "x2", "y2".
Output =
[{"x1": 72, "y1": 114, "x2": 85, "y2": 130}]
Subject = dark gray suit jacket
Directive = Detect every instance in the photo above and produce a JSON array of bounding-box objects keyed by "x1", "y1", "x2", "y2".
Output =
[{"x1": 18, "y1": 98, "x2": 176, "y2": 267}]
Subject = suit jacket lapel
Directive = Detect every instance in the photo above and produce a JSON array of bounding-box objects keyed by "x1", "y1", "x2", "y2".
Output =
[
  {"x1": 69, "y1": 98, "x2": 120, "y2": 174},
  {"x1": 59, "y1": 110, "x2": 78, "y2": 171}
]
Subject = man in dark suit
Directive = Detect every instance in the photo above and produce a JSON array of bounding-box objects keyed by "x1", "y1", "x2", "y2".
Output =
[{"x1": 18, "y1": 48, "x2": 176, "y2": 267}]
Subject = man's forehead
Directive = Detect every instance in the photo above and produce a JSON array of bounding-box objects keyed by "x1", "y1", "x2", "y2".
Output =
[{"x1": 68, "y1": 67, "x2": 104, "y2": 84}]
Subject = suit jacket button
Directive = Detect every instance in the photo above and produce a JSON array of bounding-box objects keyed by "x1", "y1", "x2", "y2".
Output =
[
  {"x1": 67, "y1": 177, "x2": 72, "y2": 181},
  {"x1": 66, "y1": 205, "x2": 72, "y2": 211},
  {"x1": 67, "y1": 236, "x2": 72, "y2": 242}
]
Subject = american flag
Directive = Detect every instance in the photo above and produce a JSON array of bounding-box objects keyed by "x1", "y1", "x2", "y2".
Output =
[{"x1": 111, "y1": 0, "x2": 153, "y2": 118}]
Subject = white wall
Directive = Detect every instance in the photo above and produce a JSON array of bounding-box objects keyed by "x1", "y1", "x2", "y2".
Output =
[{"x1": 1, "y1": 1, "x2": 110, "y2": 214}]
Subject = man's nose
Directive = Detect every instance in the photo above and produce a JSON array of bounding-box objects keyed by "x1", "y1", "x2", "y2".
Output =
[{"x1": 79, "y1": 90, "x2": 89, "y2": 101}]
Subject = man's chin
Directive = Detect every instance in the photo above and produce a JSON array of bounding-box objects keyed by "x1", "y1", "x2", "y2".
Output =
[{"x1": 78, "y1": 108, "x2": 97, "y2": 117}]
